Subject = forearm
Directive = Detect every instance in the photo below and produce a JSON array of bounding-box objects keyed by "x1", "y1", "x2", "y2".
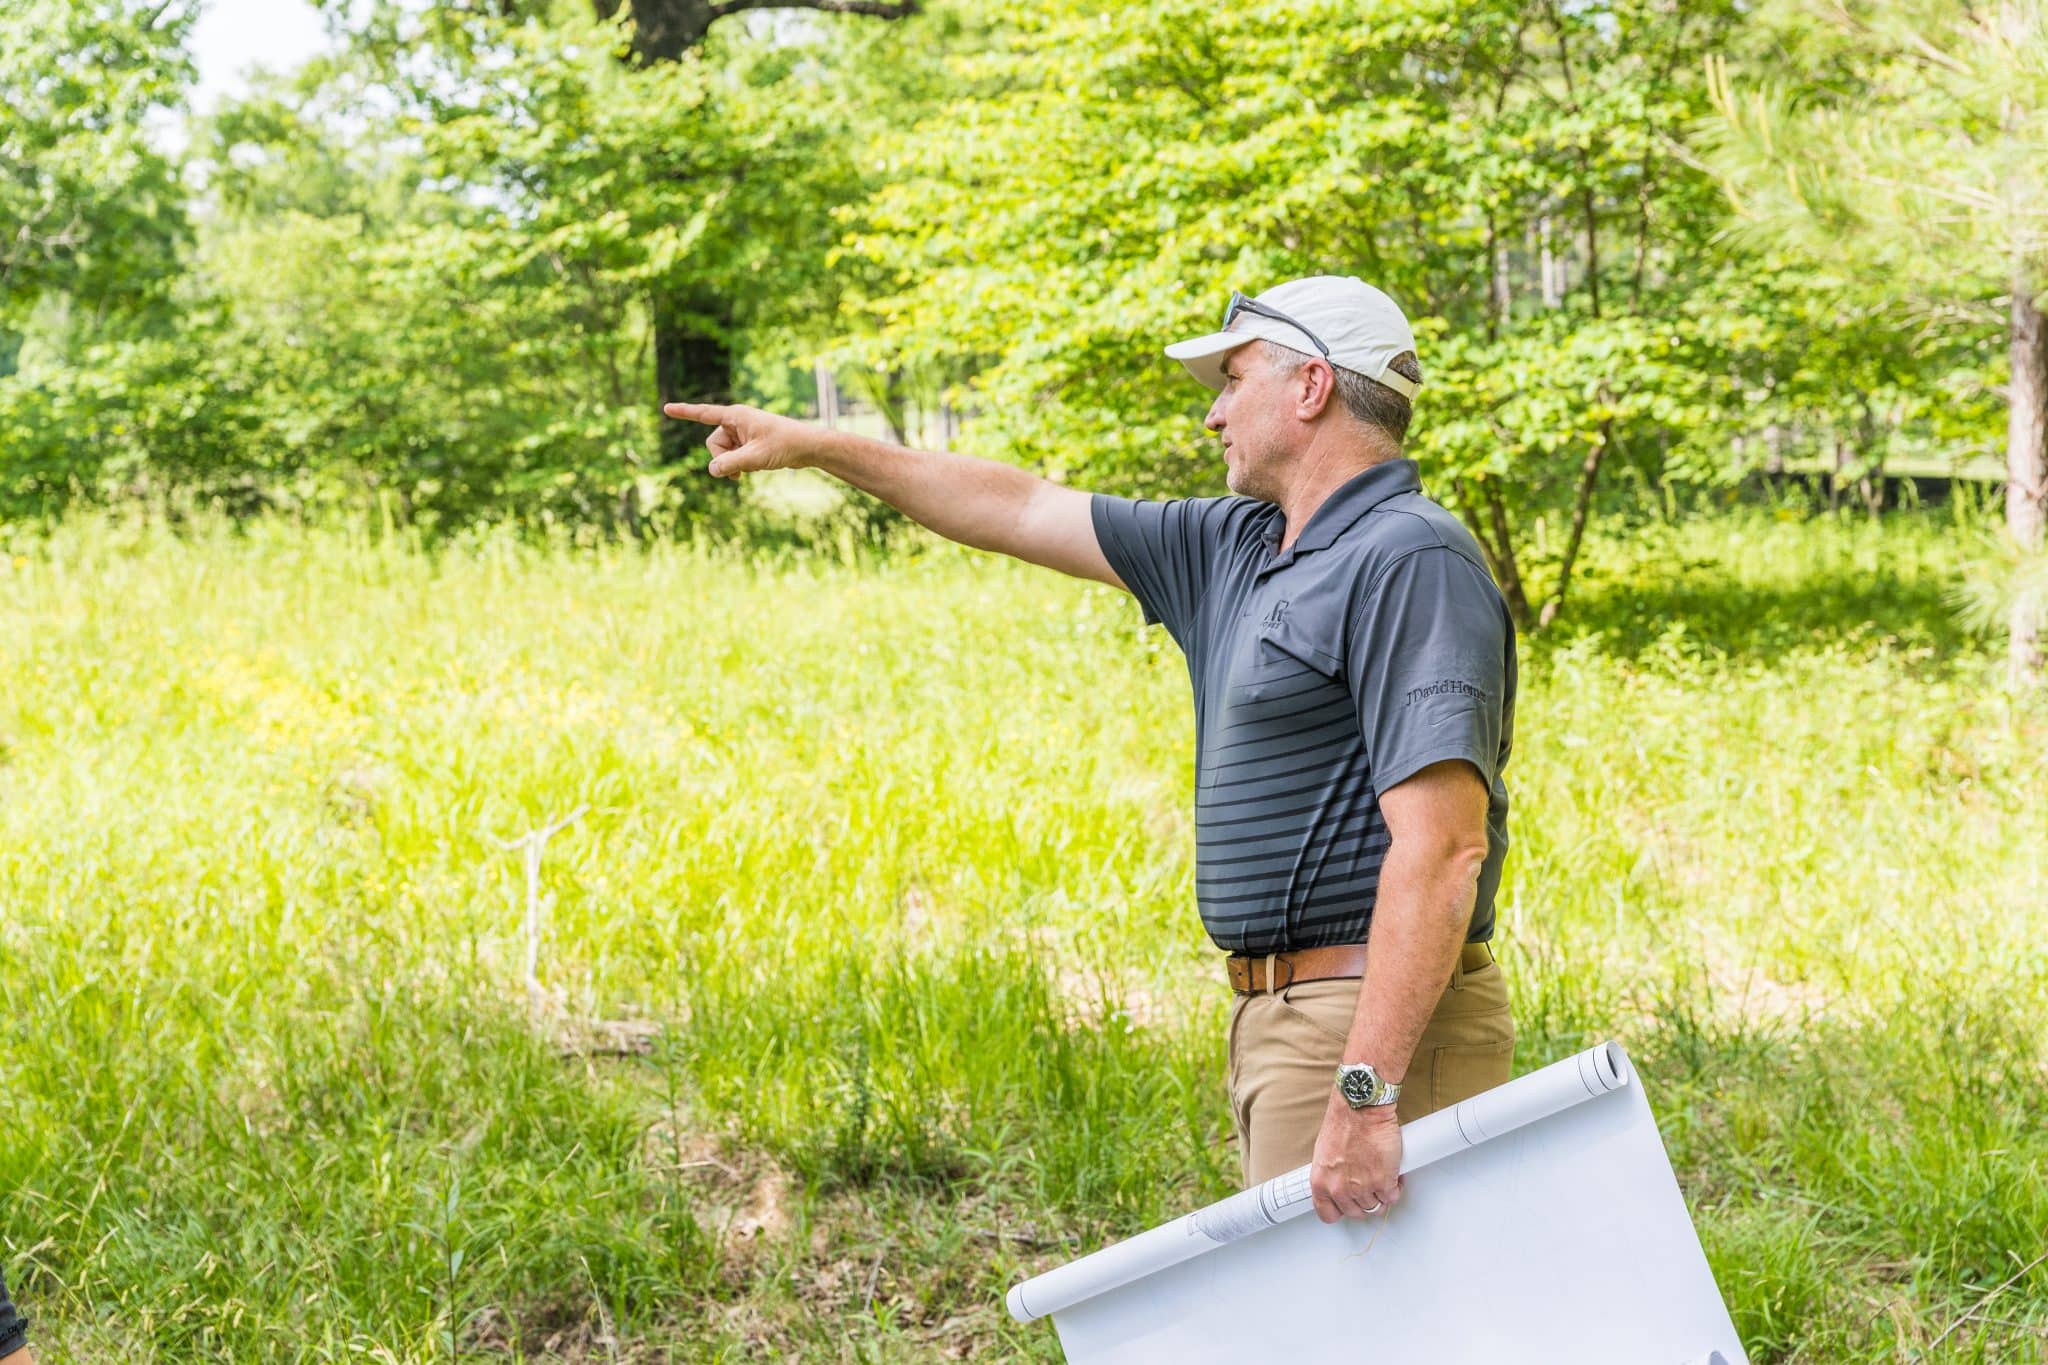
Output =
[
  {"x1": 1342, "y1": 839, "x2": 1485, "y2": 1083},
  {"x1": 810, "y1": 428, "x2": 1050, "y2": 556}
]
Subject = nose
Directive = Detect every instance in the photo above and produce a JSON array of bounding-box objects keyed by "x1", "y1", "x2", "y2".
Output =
[{"x1": 1205, "y1": 394, "x2": 1226, "y2": 433}]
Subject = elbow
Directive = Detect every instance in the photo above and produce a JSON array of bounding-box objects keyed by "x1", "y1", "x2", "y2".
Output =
[
  {"x1": 1437, "y1": 838, "x2": 1489, "y2": 889},
  {"x1": 1399, "y1": 833, "x2": 1489, "y2": 889},
  {"x1": 1451, "y1": 841, "x2": 1489, "y2": 889}
]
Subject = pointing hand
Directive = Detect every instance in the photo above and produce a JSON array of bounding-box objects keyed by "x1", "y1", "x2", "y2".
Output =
[{"x1": 661, "y1": 402, "x2": 817, "y2": 477}]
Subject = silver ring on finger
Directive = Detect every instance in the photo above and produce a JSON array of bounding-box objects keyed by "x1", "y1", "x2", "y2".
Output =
[{"x1": 1363, "y1": 1200, "x2": 1384, "y2": 1215}]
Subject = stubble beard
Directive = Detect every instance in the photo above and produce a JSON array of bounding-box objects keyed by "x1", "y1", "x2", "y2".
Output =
[{"x1": 1226, "y1": 439, "x2": 1284, "y2": 505}]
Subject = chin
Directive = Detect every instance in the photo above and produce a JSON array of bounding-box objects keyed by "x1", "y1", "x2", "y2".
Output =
[{"x1": 1228, "y1": 466, "x2": 1273, "y2": 503}]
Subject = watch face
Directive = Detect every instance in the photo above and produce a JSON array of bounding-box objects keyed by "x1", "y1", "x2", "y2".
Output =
[{"x1": 1341, "y1": 1067, "x2": 1376, "y2": 1105}]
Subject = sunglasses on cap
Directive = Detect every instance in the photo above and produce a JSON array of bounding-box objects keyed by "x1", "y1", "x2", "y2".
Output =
[{"x1": 1223, "y1": 290, "x2": 1331, "y2": 360}]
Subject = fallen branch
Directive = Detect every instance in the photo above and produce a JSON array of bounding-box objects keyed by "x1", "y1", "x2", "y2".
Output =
[{"x1": 1923, "y1": 1246, "x2": 2048, "y2": 1358}]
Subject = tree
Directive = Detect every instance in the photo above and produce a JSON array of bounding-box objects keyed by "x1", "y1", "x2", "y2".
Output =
[
  {"x1": 0, "y1": 0, "x2": 196, "y2": 514},
  {"x1": 576, "y1": 0, "x2": 921, "y2": 475},
  {"x1": 313, "y1": 0, "x2": 922, "y2": 486},
  {"x1": 121, "y1": 0, "x2": 937, "y2": 529},
  {"x1": 836, "y1": 0, "x2": 1783, "y2": 628},
  {"x1": 1703, "y1": 0, "x2": 2048, "y2": 686},
  {"x1": 0, "y1": 0, "x2": 193, "y2": 338}
]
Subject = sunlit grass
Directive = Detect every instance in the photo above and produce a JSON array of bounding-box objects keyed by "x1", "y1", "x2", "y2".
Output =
[{"x1": 0, "y1": 505, "x2": 2042, "y2": 1360}]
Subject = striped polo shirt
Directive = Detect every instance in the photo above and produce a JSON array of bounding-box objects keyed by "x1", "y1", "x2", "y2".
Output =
[{"x1": 1091, "y1": 458, "x2": 1516, "y2": 954}]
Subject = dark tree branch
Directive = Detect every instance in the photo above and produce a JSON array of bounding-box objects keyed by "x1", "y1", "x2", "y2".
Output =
[
  {"x1": 593, "y1": 0, "x2": 917, "y2": 63},
  {"x1": 1539, "y1": 412, "x2": 1612, "y2": 628},
  {"x1": 711, "y1": 0, "x2": 917, "y2": 16},
  {"x1": 1455, "y1": 479, "x2": 1505, "y2": 575},
  {"x1": 1477, "y1": 477, "x2": 1532, "y2": 629}
]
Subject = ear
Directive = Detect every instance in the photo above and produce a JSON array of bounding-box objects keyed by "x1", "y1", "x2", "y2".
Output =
[{"x1": 1294, "y1": 357, "x2": 1338, "y2": 422}]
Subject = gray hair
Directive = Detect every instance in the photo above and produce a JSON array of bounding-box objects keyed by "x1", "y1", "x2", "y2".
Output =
[{"x1": 1261, "y1": 342, "x2": 1422, "y2": 446}]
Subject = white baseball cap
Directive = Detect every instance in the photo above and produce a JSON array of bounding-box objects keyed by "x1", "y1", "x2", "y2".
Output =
[{"x1": 1164, "y1": 275, "x2": 1420, "y2": 399}]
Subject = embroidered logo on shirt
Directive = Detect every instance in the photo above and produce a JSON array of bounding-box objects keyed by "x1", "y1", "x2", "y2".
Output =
[
  {"x1": 1405, "y1": 679, "x2": 1490, "y2": 706},
  {"x1": 1260, "y1": 599, "x2": 1291, "y2": 625}
]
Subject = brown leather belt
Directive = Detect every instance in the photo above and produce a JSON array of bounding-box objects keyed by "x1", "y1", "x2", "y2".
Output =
[{"x1": 1226, "y1": 941, "x2": 1495, "y2": 995}]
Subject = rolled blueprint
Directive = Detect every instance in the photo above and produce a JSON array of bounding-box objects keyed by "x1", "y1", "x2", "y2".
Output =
[{"x1": 1007, "y1": 1040, "x2": 1629, "y2": 1323}]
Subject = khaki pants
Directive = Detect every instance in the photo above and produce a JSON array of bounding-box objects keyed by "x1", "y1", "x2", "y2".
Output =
[{"x1": 1227, "y1": 947, "x2": 1515, "y2": 1185}]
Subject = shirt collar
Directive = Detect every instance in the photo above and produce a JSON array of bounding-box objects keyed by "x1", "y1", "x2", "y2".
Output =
[{"x1": 1259, "y1": 458, "x2": 1421, "y2": 558}]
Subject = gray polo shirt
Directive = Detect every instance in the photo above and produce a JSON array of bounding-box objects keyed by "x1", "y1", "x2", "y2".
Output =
[{"x1": 1091, "y1": 458, "x2": 1515, "y2": 954}]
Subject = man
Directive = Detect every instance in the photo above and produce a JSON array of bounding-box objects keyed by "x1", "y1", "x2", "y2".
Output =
[{"x1": 665, "y1": 275, "x2": 1516, "y2": 1226}]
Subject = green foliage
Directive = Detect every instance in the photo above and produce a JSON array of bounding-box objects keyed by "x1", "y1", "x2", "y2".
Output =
[
  {"x1": 1703, "y1": 0, "x2": 2048, "y2": 302},
  {"x1": 1698, "y1": 1, "x2": 2046, "y2": 486},
  {"x1": 0, "y1": 0, "x2": 199, "y2": 512},
  {"x1": 1700, "y1": 0, "x2": 2048, "y2": 678},
  {"x1": 0, "y1": 0, "x2": 2018, "y2": 578},
  {"x1": 1, "y1": 2, "x2": 943, "y2": 528},
  {"x1": 831, "y1": 0, "x2": 1988, "y2": 624},
  {"x1": 0, "y1": 0, "x2": 193, "y2": 334}
]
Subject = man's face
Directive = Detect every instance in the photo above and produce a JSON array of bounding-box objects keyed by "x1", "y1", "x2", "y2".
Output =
[{"x1": 1206, "y1": 340, "x2": 1303, "y2": 503}]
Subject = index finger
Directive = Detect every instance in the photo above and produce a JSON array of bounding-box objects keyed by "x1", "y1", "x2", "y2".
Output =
[{"x1": 663, "y1": 401, "x2": 734, "y2": 424}]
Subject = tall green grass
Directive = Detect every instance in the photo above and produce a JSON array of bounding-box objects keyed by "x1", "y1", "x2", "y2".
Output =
[{"x1": 1, "y1": 505, "x2": 2042, "y2": 1360}]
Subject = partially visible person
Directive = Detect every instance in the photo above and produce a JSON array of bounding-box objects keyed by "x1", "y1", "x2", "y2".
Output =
[{"x1": 0, "y1": 1263, "x2": 27, "y2": 1365}]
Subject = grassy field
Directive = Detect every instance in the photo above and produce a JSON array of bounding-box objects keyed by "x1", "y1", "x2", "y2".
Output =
[{"x1": 1, "y1": 503, "x2": 2044, "y2": 1362}]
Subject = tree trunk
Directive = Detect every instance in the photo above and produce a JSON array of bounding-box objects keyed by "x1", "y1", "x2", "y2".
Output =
[
  {"x1": 592, "y1": 0, "x2": 722, "y2": 63},
  {"x1": 1484, "y1": 212, "x2": 1508, "y2": 342},
  {"x1": 1856, "y1": 396, "x2": 1884, "y2": 516},
  {"x1": 595, "y1": 0, "x2": 918, "y2": 64},
  {"x1": 1474, "y1": 480, "x2": 1533, "y2": 629},
  {"x1": 845, "y1": 364, "x2": 909, "y2": 444},
  {"x1": 1538, "y1": 421, "x2": 1610, "y2": 629},
  {"x1": 654, "y1": 287, "x2": 742, "y2": 512},
  {"x1": 1538, "y1": 214, "x2": 1563, "y2": 309},
  {"x1": 814, "y1": 359, "x2": 840, "y2": 427},
  {"x1": 1580, "y1": 187, "x2": 1600, "y2": 319},
  {"x1": 2008, "y1": 267, "x2": 2047, "y2": 688}
]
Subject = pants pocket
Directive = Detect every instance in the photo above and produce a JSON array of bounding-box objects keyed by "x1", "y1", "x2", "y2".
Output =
[
  {"x1": 1430, "y1": 1033, "x2": 1515, "y2": 1111},
  {"x1": 1434, "y1": 959, "x2": 1508, "y2": 1017},
  {"x1": 1277, "y1": 978, "x2": 1360, "y2": 1047}
]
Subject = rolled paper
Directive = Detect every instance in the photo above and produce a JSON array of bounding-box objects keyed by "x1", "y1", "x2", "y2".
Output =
[{"x1": 1008, "y1": 1041, "x2": 1631, "y2": 1323}]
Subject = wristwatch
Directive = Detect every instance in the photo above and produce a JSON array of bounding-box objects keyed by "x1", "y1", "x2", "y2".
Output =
[{"x1": 1335, "y1": 1061, "x2": 1402, "y2": 1109}]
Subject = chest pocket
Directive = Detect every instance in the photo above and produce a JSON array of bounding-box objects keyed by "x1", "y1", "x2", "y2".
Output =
[
  {"x1": 1203, "y1": 612, "x2": 1351, "y2": 792},
  {"x1": 1239, "y1": 613, "x2": 1344, "y2": 693}
]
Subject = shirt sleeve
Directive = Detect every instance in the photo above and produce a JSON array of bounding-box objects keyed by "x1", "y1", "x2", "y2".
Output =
[
  {"x1": 1088, "y1": 493, "x2": 1242, "y2": 647},
  {"x1": 1347, "y1": 546, "x2": 1512, "y2": 796},
  {"x1": 0, "y1": 1263, "x2": 27, "y2": 1360}
]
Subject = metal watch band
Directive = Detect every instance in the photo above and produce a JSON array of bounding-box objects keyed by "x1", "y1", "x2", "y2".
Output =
[{"x1": 1336, "y1": 1061, "x2": 1402, "y2": 1109}]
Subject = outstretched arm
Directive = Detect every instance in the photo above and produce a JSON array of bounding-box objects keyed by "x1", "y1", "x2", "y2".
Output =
[{"x1": 665, "y1": 402, "x2": 1123, "y2": 588}]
